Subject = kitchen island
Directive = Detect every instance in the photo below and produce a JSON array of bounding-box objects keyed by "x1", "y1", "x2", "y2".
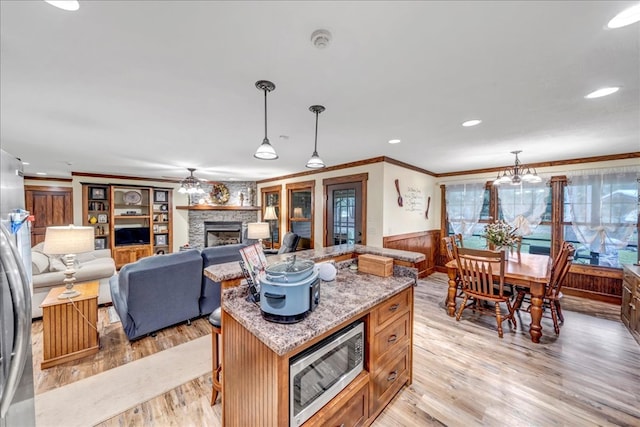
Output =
[{"x1": 204, "y1": 245, "x2": 422, "y2": 427}]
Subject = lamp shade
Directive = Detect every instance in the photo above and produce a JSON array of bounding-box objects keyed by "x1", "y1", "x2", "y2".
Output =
[
  {"x1": 43, "y1": 225, "x2": 94, "y2": 255},
  {"x1": 263, "y1": 206, "x2": 278, "y2": 221},
  {"x1": 293, "y1": 207, "x2": 304, "y2": 219},
  {"x1": 247, "y1": 222, "x2": 271, "y2": 240}
]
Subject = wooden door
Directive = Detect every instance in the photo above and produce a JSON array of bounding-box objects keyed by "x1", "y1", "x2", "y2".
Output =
[
  {"x1": 25, "y1": 185, "x2": 73, "y2": 247},
  {"x1": 324, "y1": 174, "x2": 367, "y2": 247}
]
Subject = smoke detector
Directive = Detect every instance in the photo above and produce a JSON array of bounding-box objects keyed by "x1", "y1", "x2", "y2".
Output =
[{"x1": 311, "y1": 29, "x2": 332, "y2": 49}]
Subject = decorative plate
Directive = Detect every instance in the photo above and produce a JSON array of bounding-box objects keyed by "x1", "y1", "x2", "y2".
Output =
[
  {"x1": 210, "y1": 183, "x2": 230, "y2": 205},
  {"x1": 123, "y1": 190, "x2": 142, "y2": 205}
]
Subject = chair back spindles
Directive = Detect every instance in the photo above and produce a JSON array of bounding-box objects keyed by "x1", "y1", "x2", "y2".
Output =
[{"x1": 454, "y1": 247, "x2": 514, "y2": 338}]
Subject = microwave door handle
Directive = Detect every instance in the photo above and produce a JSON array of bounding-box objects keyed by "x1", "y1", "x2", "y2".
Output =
[{"x1": 0, "y1": 224, "x2": 31, "y2": 418}]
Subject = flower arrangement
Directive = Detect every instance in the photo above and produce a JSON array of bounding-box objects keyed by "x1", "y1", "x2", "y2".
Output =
[{"x1": 483, "y1": 220, "x2": 519, "y2": 248}]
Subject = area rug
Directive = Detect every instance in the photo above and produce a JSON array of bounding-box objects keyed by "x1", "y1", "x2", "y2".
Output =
[
  {"x1": 107, "y1": 305, "x2": 121, "y2": 323},
  {"x1": 35, "y1": 335, "x2": 211, "y2": 427}
]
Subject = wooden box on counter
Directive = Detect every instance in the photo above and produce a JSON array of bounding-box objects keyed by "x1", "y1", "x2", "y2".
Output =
[{"x1": 358, "y1": 254, "x2": 394, "y2": 277}]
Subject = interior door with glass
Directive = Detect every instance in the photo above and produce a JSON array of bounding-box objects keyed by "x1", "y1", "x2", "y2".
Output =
[{"x1": 326, "y1": 181, "x2": 363, "y2": 246}]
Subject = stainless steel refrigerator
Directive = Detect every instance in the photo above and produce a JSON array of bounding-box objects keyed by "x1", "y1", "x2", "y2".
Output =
[{"x1": 0, "y1": 149, "x2": 35, "y2": 427}]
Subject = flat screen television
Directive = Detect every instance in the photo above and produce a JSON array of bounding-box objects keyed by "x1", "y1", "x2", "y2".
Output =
[{"x1": 114, "y1": 227, "x2": 151, "y2": 246}]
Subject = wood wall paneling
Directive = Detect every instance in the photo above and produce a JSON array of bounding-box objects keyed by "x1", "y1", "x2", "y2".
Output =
[{"x1": 382, "y1": 230, "x2": 439, "y2": 277}]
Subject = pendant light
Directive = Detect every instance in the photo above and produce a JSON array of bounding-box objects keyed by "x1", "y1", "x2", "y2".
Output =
[
  {"x1": 306, "y1": 105, "x2": 326, "y2": 169},
  {"x1": 254, "y1": 80, "x2": 278, "y2": 160}
]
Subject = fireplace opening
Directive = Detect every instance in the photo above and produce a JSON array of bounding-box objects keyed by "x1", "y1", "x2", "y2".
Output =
[{"x1": 204, "y1": 221, "x2": 243, "y2": 247}]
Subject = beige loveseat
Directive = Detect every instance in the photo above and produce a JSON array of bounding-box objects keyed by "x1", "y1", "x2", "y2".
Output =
[{"x1": 30, "y1": 243, "x2": 117, "y2": 318}]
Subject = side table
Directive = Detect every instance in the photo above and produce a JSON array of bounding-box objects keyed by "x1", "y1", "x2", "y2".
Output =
[{"x1": 40, "y1": 281, "x2": 100, "y2": 369}]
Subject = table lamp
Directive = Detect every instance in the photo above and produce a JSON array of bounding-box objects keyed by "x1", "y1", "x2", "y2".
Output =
[
  {"x1": 43, "y1": 225, "x2": 95, "y2": 299},
  {"x1": 263, "y1": 206, "x2": 278, "y2": 249},
  {"x1": 247, "y1": 222, "x2": 271, "y2": 247}
]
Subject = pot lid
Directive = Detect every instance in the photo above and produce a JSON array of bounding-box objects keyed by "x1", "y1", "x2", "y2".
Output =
[{"x1": 264, "y1": 256, "x2": 315, "y2": 282}]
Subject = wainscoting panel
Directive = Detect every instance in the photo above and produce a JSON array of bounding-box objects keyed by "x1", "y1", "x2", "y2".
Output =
[{"x1": 382, "y1": 230, "x2": 439, "y2": 277}]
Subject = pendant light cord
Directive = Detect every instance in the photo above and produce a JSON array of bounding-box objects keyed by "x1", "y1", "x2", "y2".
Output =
[
  {"x1": 264, "y1": 89, "x2": 268, "y2": 141},
  {"x1": 313, "y1": 110, "x2": 319, "y2": 153}
]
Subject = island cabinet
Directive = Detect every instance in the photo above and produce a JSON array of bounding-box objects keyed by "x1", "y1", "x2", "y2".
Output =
[
  {"x1": 621, "y1": 265, "x2": 640, "y2": 345},
  {"x1": 221, "y1": 275, "x2": 414, "y2": 427}
]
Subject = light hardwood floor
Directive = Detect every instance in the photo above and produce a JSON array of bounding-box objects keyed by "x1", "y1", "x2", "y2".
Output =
[{"x1": 31, "y1": 273, "x2": 640, "y2": 426}]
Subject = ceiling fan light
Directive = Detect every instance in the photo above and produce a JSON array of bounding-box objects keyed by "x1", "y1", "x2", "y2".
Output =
[
  {"x1": 306, "y1": 152, "x2": 326, "y2": 169},
  {"x1": 254, "y1": 139, "x2": 278, "y2": 160}
]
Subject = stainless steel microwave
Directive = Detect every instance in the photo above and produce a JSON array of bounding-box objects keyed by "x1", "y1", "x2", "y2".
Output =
[{"x1": 289, "y1": 320, "x2": 364, "y2": 426}]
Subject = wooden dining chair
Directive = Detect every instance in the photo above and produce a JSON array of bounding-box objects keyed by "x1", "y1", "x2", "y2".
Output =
[
  {"x1": 442, "y1": 236, "x2": 463, "y2": 302},
  {"x1": 455, "y1": 247, "x2": 516, "y2": 338},
  {"x1": 454, "y1": 233, "x2": 464, "y2": 248},
  {"x1": 513, "y1": 242, "x2": 575, "y2": 335}
]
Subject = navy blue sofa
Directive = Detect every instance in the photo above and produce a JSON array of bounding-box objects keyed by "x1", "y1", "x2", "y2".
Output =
[
  {"x1": 199, "y1": 243, "x2": 246, "y2": 315},
  {"x1": 109, "y1": 245, "x2": 246, "y2": 341}
]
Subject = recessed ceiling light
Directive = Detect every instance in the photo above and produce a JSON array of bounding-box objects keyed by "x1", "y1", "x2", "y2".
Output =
[
  {"x1": 22, "y1": 161, "x2": 30, "y2": 165},
  {"x1": 585, "y1": 87, "x2": 620, "y2": 99},
  {"x1": 462, "y1": 119, "x2": 482, "y2": 127},
  {"x1": 44, "y1": 1, "x2": 80, "y2": 11},
  {"x1": 388, "y1": 139, "x2": 401, "y2": 144},
  {"x1": 607, "y1": 4, "x2": 640, "y2": 29},
  {"x1": 36, "y1": 172, "x2": 47, "y2": 176}
]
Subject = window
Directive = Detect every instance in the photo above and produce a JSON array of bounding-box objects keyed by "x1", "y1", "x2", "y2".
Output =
[{"x1": 564, "y1": 171, "x2": 638, "y2": 268}]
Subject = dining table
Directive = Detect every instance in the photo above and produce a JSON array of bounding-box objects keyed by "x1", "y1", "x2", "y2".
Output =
[{"x1": 445, "y1": 252, "x2": 552, "y2": 343}]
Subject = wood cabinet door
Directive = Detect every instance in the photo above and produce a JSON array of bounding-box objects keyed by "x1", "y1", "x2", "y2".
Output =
[{"x1": 25, "y1": 185, "x2": 73, "y2": 247}]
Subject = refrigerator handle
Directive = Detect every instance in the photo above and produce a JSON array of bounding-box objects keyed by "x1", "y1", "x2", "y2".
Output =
[{"x1": 0, "y1": 223, "x2": 31, "y2": 418}]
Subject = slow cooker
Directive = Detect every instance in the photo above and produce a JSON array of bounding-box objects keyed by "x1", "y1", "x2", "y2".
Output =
[{"x1": 258, "y1": 257, "x2": 320, "y2": 324}]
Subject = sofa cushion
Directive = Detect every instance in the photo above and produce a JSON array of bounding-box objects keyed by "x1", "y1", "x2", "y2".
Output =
[{"x1": 31, "y1": 251, "x2": 50, "y2": 275}]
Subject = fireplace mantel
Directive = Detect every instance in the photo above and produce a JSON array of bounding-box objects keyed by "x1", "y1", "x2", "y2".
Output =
[{"x1": 176, "y1": 205, "x2": 260, "y2": 211}]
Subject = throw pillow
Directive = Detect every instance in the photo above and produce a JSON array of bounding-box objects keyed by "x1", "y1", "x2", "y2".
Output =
[
  {"x1": 31, "y1": 251, "x2": 50, "y2": 275},
  {"x1": 49, "y1": 256, "x2": 67, "y2": 272},
  {"x1": 76, "y1": 252, "x2": 96, "y2": 263}
]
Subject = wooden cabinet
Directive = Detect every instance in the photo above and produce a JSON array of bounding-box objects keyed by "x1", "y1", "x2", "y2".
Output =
[
  {"x1": 82, "y1": 184, "x2": 111, "y2": 250},
  {"x1": 82, "y1": 184, "x2": 173, "y2": 269},
  {"x1": 304, "y1": 372, "x2": 369, "y2": 427},
  {"x1": 622, "y1": 265, "x2": 640, "y2": 345},
  {"x1": 112, "y1": 244, "x2": 152, "y2": 268},
  {"x1": 368, "y1": 288, "x2": 412, "y2": 417}
]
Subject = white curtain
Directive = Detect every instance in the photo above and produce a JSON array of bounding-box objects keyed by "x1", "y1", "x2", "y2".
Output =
[
  {"x1": 445, "y1": 183, "x2": 486, "y2": 237},
  {"x1": 566, "y1": 169, "x2": 638, "y2": 258},
  {"x1": 497, "y1": 180, "x2": 550, "y2": 236}
]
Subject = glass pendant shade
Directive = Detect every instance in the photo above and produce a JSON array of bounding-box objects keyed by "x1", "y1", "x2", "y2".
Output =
[
  {"x1": 254, "y1": 138, "x2": 278, "y2": 160},
  {"x1": 306, "y1": 152, "x2": 325, "y2": 169}
]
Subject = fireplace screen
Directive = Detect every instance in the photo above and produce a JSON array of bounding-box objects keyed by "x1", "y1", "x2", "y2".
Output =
[{"x1": 204, "y1": 221, "x2": 243, "y2": 247}]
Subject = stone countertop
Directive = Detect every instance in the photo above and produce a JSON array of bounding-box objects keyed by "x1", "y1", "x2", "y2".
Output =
[
  {"x1": 204, "y1": 244, "x2": 425, "y2": 282},
  {"x1": 222, "y1": 268, "x2": 414, "y2": 356}
]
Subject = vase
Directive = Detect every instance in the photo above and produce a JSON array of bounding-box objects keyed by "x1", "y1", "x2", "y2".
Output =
[
  {"x1": 496, "y1": 246, "x2": 509, "y2": 261},
  {"x1": 489, "y1": 243, "x2": 509, "y2": 260}
]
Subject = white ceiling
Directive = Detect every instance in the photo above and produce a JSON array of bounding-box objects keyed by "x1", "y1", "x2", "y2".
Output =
[{"x1": 1, "y1": 1, "x2": 638, "y2": 182}]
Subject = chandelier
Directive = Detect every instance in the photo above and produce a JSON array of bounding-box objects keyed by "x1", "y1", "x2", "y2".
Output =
[
  {"x1": 493, "y1": 151, "x2": 542, "y2": 185},
  {"x1": 178, "y1": 168, "x2": 206, "y2": 194}
]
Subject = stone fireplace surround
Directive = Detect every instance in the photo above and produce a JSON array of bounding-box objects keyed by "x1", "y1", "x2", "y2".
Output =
[{"x1": 188, "y1": 210, "x2": 258, "y2": 249}]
